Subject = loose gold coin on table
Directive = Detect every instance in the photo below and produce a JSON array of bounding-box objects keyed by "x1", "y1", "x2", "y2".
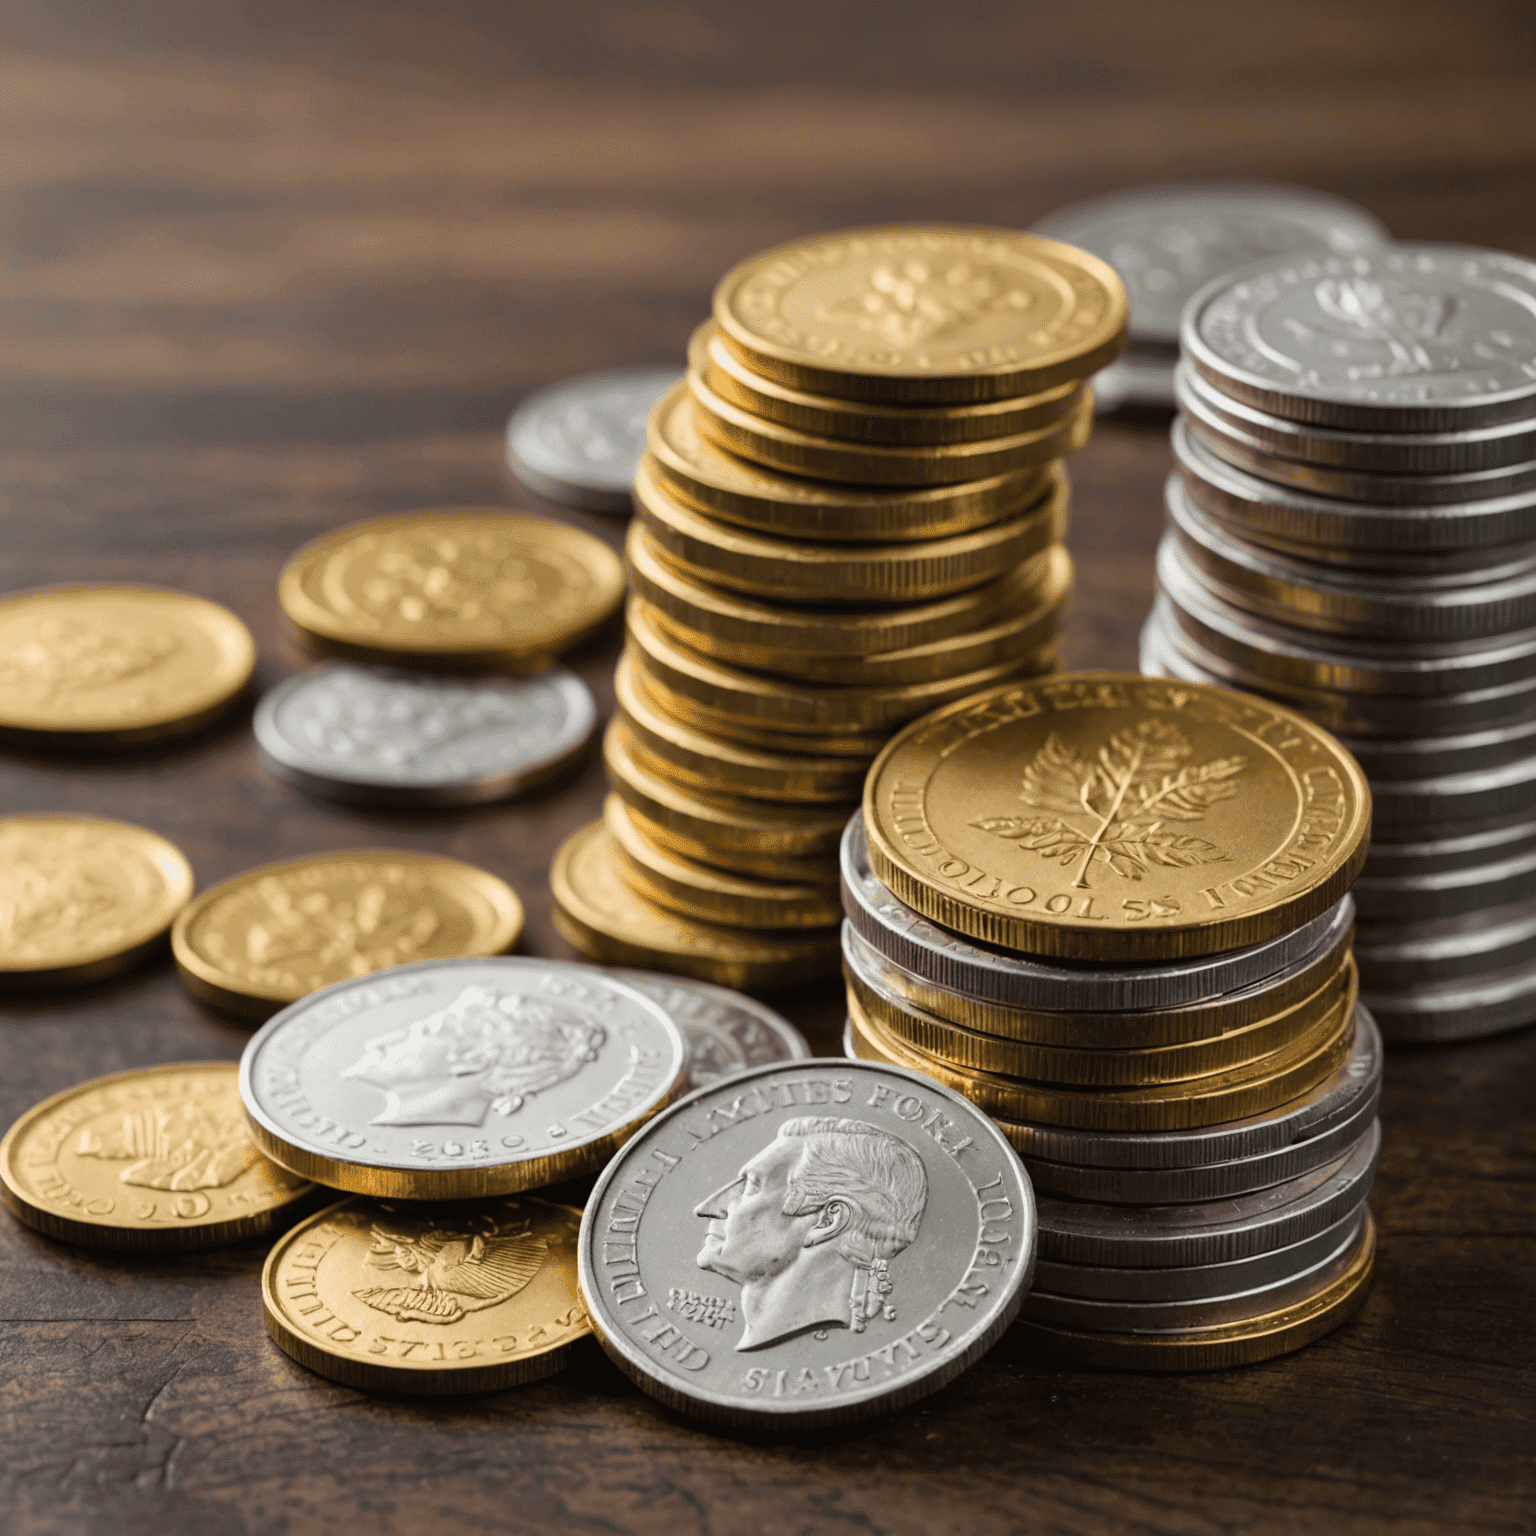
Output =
[
  {"x1": 263, "y1": 1193, "x2": 589, "y2": 1395},
  {"x1": 0, "y1": 1063, "x2": 312, "y2": 1251},
  {"x1": 0, "y1": 815, "x2": 194, "y2": 990},
  {"x1": 278, "y1": 508, "x2": 624, "y2": 671},
  {"x1": 864, "y1": 672, "x2": 1371, "y2": 963},
  {"x1": 0, "y1": 585, "x2": 255, "y2": 748},
  {"x1": 172, "y1": 849, "x2": 524, "y2": 1020}
]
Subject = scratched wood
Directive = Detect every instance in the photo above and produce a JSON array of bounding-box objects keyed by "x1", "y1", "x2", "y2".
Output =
[{"x1": 2, "y1": 4, "x2": 1534, "y2": 1533}]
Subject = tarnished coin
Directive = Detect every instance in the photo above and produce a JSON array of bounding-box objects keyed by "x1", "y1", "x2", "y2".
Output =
[
  {"x1": 279, "y1": 509, "x2": 624, "y2": 671},
  {"x1": 0, "y1": 815, "x2": 194, "y2": 990},
  {"x1": 578, "y1": 1058, "x2": 1035, "y2": 1428},
  {"x1": 263, "y1": 1193, "x2": 590, "y2": 1393},
  {"x1": 864, "y1": 672, "x2": 1371, "y2": 962},
  {"x1": 255, "y1": 664, "x2": 596, "y2": 806},
  {"x1": 172, "y1": 850, "x2": 524, "y2": 1020},
  {"x1": 506, "y1": 367, "x2": 682, "y2": 514},
  {"x1": 239, "y1": 956, "x2": 688, "y2": 1198},
  {"x1": 1, "y1": 1063, "x2": 311, "y2": 1250},
  {"x1": 610, "y1": 970, "x2": 811, "y2": 1089},
  {"x1": 0, "y1": 585, "x2": 254, "y2": 747}
]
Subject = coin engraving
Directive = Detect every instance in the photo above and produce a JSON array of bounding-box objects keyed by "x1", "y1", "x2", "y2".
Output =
[
  {"x1": 354, "y1": 1214, "x2": 549, "y2": 1324},
  {"x1": 817, "y1": 255, "x2": 1034, "y2": 350},
  {"x1": 76, "y1": 1095, "x2": 263, "y2": 1191},
  {"x1": 0, "y1": 618, "x2": 179, "y2": 700}
]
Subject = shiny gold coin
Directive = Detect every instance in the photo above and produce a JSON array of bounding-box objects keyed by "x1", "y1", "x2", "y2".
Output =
[
  {"x1": 0, "y1": 585, "x2": 254, "y2": 747},
  {"x1": 605, "y1": 795, "x2": 841, "y2": 931},
  {"x1": 616, "y1": 648, "x2": 869, "y2": 803},
  {"x1": 262, "y1": 1193, "x2": 589, "y2": 1394},
  {"x1": 551, "y1": 821, "x2": 842, "y2": 991},
  {"x1": 713, "y1": 225, "x2": 1128, "y2": 403},
  {"x1": 0, "y1": 815, "x2": 194, "y2": 990},
  {"x1": 1, "y1": 1063, "x2": 312, "y2": 1251},
  {"x1": 172, "y1": 850, "x2": 525, "y2": 1020},
  {"x1": 692, "y1": 319, "x2": 1083, "y2": 445},
  {"x1": 647, "y1": 386, "x2": 1052, "y2": 543},
  {"x1": 865, "y1": 672, "x2": 1372, "y2": 963},
  {"x1": 845, "y1": 967, "x2": 1356, "y2": 1131},
  {"x1": 689, "y1": 366, "x2": 1092, "y2": 486},
  {"x1": 279, "y1": 509, "x2": 624, "y2": 671},
  {"x1": 636, "y1": 453, "x2": 1067, "y2": 605}
]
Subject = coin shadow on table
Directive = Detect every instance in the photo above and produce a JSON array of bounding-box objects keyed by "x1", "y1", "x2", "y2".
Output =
[{"x1": 0, "y1": 950, "x2": 183, "y2": 1019}]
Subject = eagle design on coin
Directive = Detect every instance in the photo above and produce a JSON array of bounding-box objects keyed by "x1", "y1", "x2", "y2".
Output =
[{"x1": 352, "y1": 1218, "x2": 549, "y2": 1324}]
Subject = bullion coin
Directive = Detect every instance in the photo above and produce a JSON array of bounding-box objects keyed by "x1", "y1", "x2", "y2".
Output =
[
  {"x1": 506, "y1": 367, "x2": 682, "y2": 514},
  {"x1": 1359, "y1": 952, "x2": 1536, "y2": 1041},
  {"x1": 1360, "y1": 817, "x2": 1536, "y2": 878},
  {"x1": 577, "y1": 1058, "x2": 1035, "y2": 1428},
  {"x1": 1351, "y1": 900, "x2": 1536, "y2": 986},
  {"x1": 1352, "y1": 845, "x2": 1536, "y2": 921},
  {"x1": 239, "y1": 956, "x2": 689, "y2": 1198}
]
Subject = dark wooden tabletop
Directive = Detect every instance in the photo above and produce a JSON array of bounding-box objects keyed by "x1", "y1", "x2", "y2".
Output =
[{"x1": 3, "y1": 4, "x2": 1535, "y2": 1533}]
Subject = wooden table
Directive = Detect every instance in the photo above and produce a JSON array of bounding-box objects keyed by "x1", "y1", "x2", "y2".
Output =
[{"x1": 3, "y1": 5, "x2": 1533, "y2": 1531}]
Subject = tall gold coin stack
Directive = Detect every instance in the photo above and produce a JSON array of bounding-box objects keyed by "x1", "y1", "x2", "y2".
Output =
[
  {"x1": 554, "y1": 225, "x2": 1129, "y2": 991},
  {"x1": 843, "y1": 673, "x2": 1384, "y2": 1370}
]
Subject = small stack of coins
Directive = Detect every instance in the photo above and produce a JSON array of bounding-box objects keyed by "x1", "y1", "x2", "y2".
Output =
[
  {"x1": 1141, "y1": 245, "x2": 1536, "y2": 1042},
  {"x1": 841, "y1": 673, "x2": 1381, "y2": 1370},
  {"x1": 556, "y1": 225, "x2": 1128, "y2": 988}
]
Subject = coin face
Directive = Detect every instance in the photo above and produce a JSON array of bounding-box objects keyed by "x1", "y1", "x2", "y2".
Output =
[
  {"x1": 172, "y1": 850, "x2": 524, "y2": 1018},
  {"x1": 864, "y1": 673, "x2": 1371, "y2": 961},
  {"x1": 1, "y1": 1063, "x2": 311, "y2": 1250},
  {"x1": 240, "y1": 957, "x2": 689, "y2": 1198},
  {"x1": 578, "y1": 1059, "x2": 1034, "y2": 1428},
  {"x1": 506, "y1": 367, "x2": 682, "y2": 514},
  {"x1": 714, "y1": 226, "x2": 1127, "y2": 401},
  {"x1": 263, "y1": 1193, "x2": 590, "y2": 1393},
  {"x1": 0, "y1": 815, "x2": 194, "y2": 988},
  {"x1": 254, "y1": 664, "x2": 596, "y2": 806},
  {"x1": 279, "y1": 509, "x2": 624, "y2": 668},
  {"x1": 0, "y1": 585, "x2": 254, "y2": 743}
]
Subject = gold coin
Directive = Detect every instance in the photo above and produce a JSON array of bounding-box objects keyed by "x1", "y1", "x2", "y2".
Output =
[
  {"x1": 692, "y1": 319, "x2": 1083, "y2": 445},
  {"x1": 689, "y1": 366, "x2": 1092, "y2": 486},
  {"x1": 172, "y1": 850, "x2": 524, "y2": 1019},
  {"x1": 0, "y1": 815, "x2": 194, "y2": 990},
  {"x1": 0, "y1": 585, "x2": 254, "y2": 747},
  {"x1": 616, "y1": 648, "x2": 868, "y2": 803},
  {"x1": 1, "y1": 1063, "x2": 312, "y2": 1251},
  {"x1": 713, "y1": 225, "x2": 1127, "y2": 403},
  {"x1": 845, "y1": 967, "x2": 1356, "y2": 1131},
  {"x1": 636, "y1": 452, "x2": 1067, "y2": 604},
  {"x1": 551, "y1": 821, "x2": 842, "y2": 990},
  {"x1": 1016, "y1": 1212, "x2": 1376, "y2": 1372},
  {"x1": 647, "y1": 386, "x2": 1052, "y2": 542},
  {"x1": 279, "y1": 509, "x2": 624, "y2": 671},
  {"x1": 605, "y1": 795, "x2": 841, "y2": 930},
  {"x1": 262, "y1": 1193, "x2": 589, "y2": 1394},
  {"x1": 865, "y1": 672, "x2": 1372, "y2": 963}
]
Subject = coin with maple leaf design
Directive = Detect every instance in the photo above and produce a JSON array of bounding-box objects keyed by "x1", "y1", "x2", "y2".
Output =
[{"x1": 864, "y1": 673, "x2": 1371, "y2": 962}]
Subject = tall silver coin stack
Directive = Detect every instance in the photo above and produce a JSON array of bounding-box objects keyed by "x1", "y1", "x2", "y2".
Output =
[
  {"x1": 839, "y1": 816, "x2": 1383, "y2": 1371},
  {"x1": 1141, "y1": 244, "x2": 1536, "y2": 1042}
]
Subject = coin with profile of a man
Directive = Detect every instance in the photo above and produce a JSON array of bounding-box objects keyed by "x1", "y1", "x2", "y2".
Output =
[{"x1": 578, "y1": 1059, "x2": 1035, "y2": 1429}]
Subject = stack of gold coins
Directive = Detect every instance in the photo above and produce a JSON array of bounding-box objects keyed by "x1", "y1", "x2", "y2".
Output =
[
  {"x1": 843, "y1": 672, "x2": 1383, "y2": 1370},
  {"x1": 556, "y1": 226, "x2": 1129, "y2": 987}
]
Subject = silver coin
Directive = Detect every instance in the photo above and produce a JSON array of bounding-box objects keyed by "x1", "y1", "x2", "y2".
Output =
[
  {"x1": 1337, "y1": 717, "x2": 1536, "y2": 782},
  {"x1": 1361, "y1": 954, "x2": 1536, "y2": 1041},
  {"x1": 1353, "y1": 900, "x2": 1536, "y2": 985},
  {"x1": 1032, "y1": 181, "x2": 1387, "y2": 348},
  {"x1": 1367, "y1": 749, "x2": 1536, "y2": 830},
  {"x1": 1179, "y1": 362, "x2": 1536, "y2": 475},
  {"x1": 1034, "y1": 1205, "x2": 1364, "y2": 1302},
  {"x1": 1183, "y1": 245, "x2": 1536, "y2": 431},
  {"x1": 576, "y1": 1058, "x2": 1035, "y2": 1428},
  {"x1": 1091, "y1": 352, "x2": 1176, "y2": 414},
  {"x1": 1352, "y1": 843, "x2": 1536, "y2": 921},
  {"x1": 609, "y1": 970, "x2": 810, "y2": 1090},
  {"x1": 506, "y1": 367, "x2": 683, "y2": 514},
  {"x1": 839, "y1": 813, "x2": 1352, "y2": 1014},
  {"x1": 239, "y1": 957, "x2": 689, "y2": 1198},
  {"x1": 1034, "y1": 1120, "x2": 1379, "y2": 1268},
  {"x1": 254, "y1": 663, "x2": 597, "y2": 806},
  {"x1": 1024, "y1": 1208, "x2": 1368, "y2": 1329},
  {"x1": 1362, "y1": 815, "x2": 1536, "y2": 877}
]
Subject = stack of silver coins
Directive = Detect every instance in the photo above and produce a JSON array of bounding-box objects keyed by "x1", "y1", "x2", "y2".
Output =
[
  {"x1": 839, "y1": 817, "x2": 1382, "y2": 1371},
  {"x1": 1142, "y1": 244, "x2": 1536, "y2": 1042}
]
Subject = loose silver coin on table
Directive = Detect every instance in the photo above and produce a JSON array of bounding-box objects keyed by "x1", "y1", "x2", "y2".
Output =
[
  {"x1": 255, "y1": 664, "x2": 597, "y2": 806},
  {"x1": 578, "y1": 1058, "x2": 1034, "y2": 1430},
  {"x1": 611, "y1": 971, "x2": 810, "y2": 1089},
  {"x1": 506, "y1": 366, "x2": 684, "y2": 514}
]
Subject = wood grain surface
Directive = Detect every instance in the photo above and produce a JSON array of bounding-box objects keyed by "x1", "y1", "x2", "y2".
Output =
[{"x1": 2, "y1": 4, "x2": 1534, "y2": 1533}]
